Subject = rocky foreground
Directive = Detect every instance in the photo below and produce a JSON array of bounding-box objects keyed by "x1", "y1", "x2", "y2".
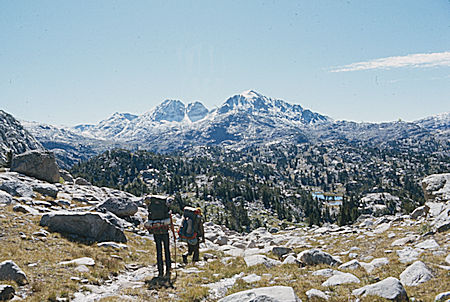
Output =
[{"x1": 0, "y1": 165, "x2": 449, "y2": 301}]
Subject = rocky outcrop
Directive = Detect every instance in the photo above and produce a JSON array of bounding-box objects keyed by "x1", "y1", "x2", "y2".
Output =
[
  {"x1": 352, "y1": 277, "x2": 408, "y2": 301},
  {"x1": 0, "y1": 110, "x2": 43, "y2": 167},
  {"x1": 96, "y1": 197, "x2": 138, "y2": 218},
  {"x1": 40, "y1": 211, "x2": 127, "y2": 243},
  {"x1": 11, "y1": 150, "x2": 60, "y2": 183},
  {"x1": 0, "y1": 260, "x2": 28, "y2": 285},
  {"x1": 218, "y1": 286, "x2": 301, "y2": 302}
]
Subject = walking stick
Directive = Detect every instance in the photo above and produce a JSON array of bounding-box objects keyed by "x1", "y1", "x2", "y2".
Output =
[{"x1": 170, "y1": 213, "x2": 177, "y2": 279}]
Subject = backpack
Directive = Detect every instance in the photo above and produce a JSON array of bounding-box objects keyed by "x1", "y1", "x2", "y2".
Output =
[
  {"x1": 178, "y1": 206, "x2": 201, "y2": 244},
  {"x1": 145, "y1": 196, "x2": 171, "y2": 234}
]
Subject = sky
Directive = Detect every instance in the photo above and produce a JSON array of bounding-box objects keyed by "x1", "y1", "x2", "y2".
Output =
[{"x1": 1, "y1": 0, "x2": 449, "y2": 126}]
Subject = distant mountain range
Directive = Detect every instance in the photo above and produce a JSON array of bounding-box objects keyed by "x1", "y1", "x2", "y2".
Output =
[{"x1": 1, "y1": 90, "x2": 448, "y2": 168}]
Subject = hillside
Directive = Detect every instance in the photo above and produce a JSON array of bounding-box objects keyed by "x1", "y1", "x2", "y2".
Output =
[
  {"x1": 0, "y1": 168, "x2": 449, "y2": 301},
  {"x1": 0, "y1": 110, "x2": 43, "y2": 167}
]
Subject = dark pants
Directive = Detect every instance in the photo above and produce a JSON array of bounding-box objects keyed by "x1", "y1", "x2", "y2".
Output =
[
  {"x1": 184, "y1": 242, "x2": 199, "y2": 262},
  {"x1": 154, "y1": 233, "x2": 171, "y2": 276}
]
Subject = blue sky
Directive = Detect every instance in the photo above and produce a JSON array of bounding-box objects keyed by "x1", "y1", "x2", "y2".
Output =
[{"x1": 1, "y1": 0, "x2": 449, "y2": 126}]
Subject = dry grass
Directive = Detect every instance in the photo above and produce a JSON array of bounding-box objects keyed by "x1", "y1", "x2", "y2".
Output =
[{"x1": 1, "y1": 203, "x2": 449, "y2": 301}]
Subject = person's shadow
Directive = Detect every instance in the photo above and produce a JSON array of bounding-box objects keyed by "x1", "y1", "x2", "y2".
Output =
[{"x1": 145, "y1": 276, "x2": 174, "y2": 289}]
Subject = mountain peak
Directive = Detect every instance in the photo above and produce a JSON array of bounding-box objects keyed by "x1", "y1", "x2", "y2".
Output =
[{"x1": 240, "y1": 89, "x2": 263, "y2": 99}]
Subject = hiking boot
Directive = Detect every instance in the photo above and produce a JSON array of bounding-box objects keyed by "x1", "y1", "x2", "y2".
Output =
[
  {"x1": 164, "y1": 270, "x2": 171, "y2": 279},
  {"x1": 182, "y1": 254, "x2": 188, "y2": 264}
]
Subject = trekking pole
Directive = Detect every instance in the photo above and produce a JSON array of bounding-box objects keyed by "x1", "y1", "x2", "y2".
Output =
[{"x1": 170, "y1": 213, "x2": 177, "y2": 279}]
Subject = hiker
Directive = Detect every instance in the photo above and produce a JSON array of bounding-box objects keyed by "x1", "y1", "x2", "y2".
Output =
[
  {"x1": 179, "y1": 206, "x2": 204, "y2": 263},
  {"x1": 144, "y1": 195, "x2": 174, "y2": 278}
]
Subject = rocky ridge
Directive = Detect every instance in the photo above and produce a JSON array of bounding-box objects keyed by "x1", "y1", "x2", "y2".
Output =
[{"x1": 0, "y1": 110, "x2": 43, "y2": 167}]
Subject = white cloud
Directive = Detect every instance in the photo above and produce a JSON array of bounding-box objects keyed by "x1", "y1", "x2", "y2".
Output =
[{"x1": 330, "y1": 51, "x2": 450, "y2": 72}]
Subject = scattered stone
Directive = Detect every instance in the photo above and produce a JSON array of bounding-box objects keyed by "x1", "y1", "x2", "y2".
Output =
[
  {"x1": 410, "y1": 205, "x2": 430, "y2": 219},
  {"x1": 203, "y1": 273, "x2": 243, "y2": 299},
  {"x1": 435, "y1": 291, "x2": 450, "y2": 302},
  {"x1": 244, "y1": 255, "x2": 281, "y2": 268},
  {"x1": 298, "y1": 249, "x2": 341, "y2": 266},
  {"x1": 214, "y1": 235, "x2": 229, "y2": 246},
  {"x1": 0, "y1": 180, "x2": 33, "y2": 198},
  {"x1": 33, "y1": 229, "x2": 49, "y2": 238},
  {"x1": 400, "y1": 261, "x2": 433, "y2": 286},
  {"x1": 352, "y1": 277, "x2": 408, "y2": 301},
  {"x1": 282, "y1": 255, "x2": 301, "y2": 266},
  {"x1": 96, "y1": 197, "x2": 138, "y2": 218},
  {"x1": 59, "y1": 169, "x2": 74, "y2": 183},
  {"x1": 32, "y1": 183, "x2": 58, "y2": 198},
  {"x1": 391, "y1": 235, "x2": 417, "y2": 247},
  {"x1": 0, "y1": 260, "x2": 28, "y2": 285},
  {"x1": 322, "y1": 272, "x2": 360, "y2": 286},
  {"x1": 0, "y1": 284, "x2": 15, "y2": 301},
  {"x1": 40, "y1": 211, "x2": 127, "y2": 243},
  {"x1": 0, "y1": 190, "x2": 13, "y2": 205},
  {"x1": 74, "y1": 177, "x2": 91, "y2": 186},
  {"x1": 218, "y1": 286, "x2": 300, "y2": 302},
  {"x1": 312, "y1": 269, "x2": 337, "y2": 277},
  {"x1": 446, "y1": 254, "x2": 450, "y2": 265},
  {"x1": 272, "y1": 246, "x2": 292, "y2": 259},
  {"x1": 339, "y1": 259, "x2": 361, "y2": 270},
  {"x1": 97, "y1": 242, "x2": 128, "y2": 250},
  {"x1": 306, "y1": 288, "x2": 329, "y2": 300},
  {"x1": 396, "y1": 247, "x2": 423, "y2": 263},
  {"x1": 12, "y1": 204, "x2": 38, "y2": 215},
  {"x1": 59, "y1": 257, "x2": 95, "y2": 266},
  {"x1": 242, "y1": 274, "x2": 261, "y2": 283},
  {"x1": 11, "y1": 150, "x2": 60, "y2": 183},
  {"x1": 415, "y1": 239, "x2": 440, "y2": 250},
  {"x1": 75, "y1": 265, "x2": 90, "y2": 273},
  {"x1": 373, "y1": 222, "x2": 391, "y2": 234}
]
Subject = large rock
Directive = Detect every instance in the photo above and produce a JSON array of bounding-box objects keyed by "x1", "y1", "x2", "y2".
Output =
[
  {"x1": 40, "y1": 211, "x2": 127, "y2": 243},
  {"x1": 0, "y1": 284, "x2": 15, "y2": 301},
  {"x1": 0, "y1": 180, "x2": 33, "y2": 198},
  {"x1": 96, "y1": 197, "x2": 138, "y2": 218},
  {"x1": 421, "y1": 173, "x2": 450, "y2": 202},
  {"x1": 0, "y1": 260, "x2": 28, "y2": 285},
  {"x1": 218, "y1": 286, "x2": 301, "y2": 302},
  {"x1": 352, "y1": 277, "x2": 408, "y2": 301},
  {"x1": 10, "y1": 150, "x2": 60, "y2": 183},
  {"x1": 399, "y1": 261, "x2": 433, "y2": 286},
  {"x1": 298, "y1": 249, "x2": 341, "y2": 266}
]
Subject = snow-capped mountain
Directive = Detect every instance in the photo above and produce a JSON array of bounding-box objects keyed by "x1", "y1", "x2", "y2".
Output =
[
  {"x1": 414, "y1": 112, "x2": 450, "y2": 141},
  {"x1": 0, "y1": 110, "x2": 43, "y2": 166},
  {"x1": 22, "y1": 120, "x2": 124, "y2": 169},
  {"x1": 216, "y1": 90, "x2": 330, "y2": 124},
  {"x1": 20, "y1": 90, "x2": 449, "y2": 165}
]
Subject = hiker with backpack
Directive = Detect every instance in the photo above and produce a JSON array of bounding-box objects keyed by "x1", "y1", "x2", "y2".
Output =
[
  {"x1": 178, "y1": 206, "x2": 205, "y2": 263},
  {"x1": 144, "y1": 195, "x2": 175, "y2": 279}
]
